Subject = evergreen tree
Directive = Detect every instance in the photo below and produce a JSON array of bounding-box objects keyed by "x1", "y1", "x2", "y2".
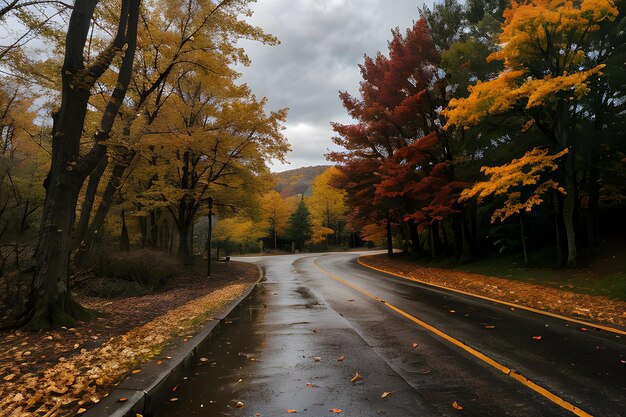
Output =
[{"x1": 286, "y1": 197, "x2": 312, "y2": 252}]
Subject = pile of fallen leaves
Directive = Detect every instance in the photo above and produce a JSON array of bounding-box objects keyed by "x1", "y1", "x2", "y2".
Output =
[
  {"x1": 361, "y1": 255, "x2": 626, "y2": 328},
  {"x1": 0, "y1": 261, "x2": 258, "y2": 417}
]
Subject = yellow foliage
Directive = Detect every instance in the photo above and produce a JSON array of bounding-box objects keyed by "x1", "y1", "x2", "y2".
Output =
[
  {"x1": 460, "y1": 148, "x2": 568, "y2": 222},
  {"x1": 443, "y1": 0, "x2": 618, "y2": 129}
]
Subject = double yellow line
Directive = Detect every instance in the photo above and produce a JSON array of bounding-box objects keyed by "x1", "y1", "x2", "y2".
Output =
[{"x1": 312, "y1": 258, "x2": 594, "y2": 417}]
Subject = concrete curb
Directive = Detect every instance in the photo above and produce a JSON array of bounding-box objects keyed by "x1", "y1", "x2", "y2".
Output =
[{"x1": 83, "y1": 264, "x2": 265, "y2": 417}]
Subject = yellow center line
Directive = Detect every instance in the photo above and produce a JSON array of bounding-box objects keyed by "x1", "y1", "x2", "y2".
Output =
[
  {"x1": 312, "y1": 258, "x2": 593, "y2": 417},
  {"x1": 357, "y1": 257, "x2": 626, "y2": 336}
]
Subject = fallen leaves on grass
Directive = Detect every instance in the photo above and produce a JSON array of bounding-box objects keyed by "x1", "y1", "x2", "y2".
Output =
[{"x1": 0, "y1": 284, "x2": 250, "y2": 417}]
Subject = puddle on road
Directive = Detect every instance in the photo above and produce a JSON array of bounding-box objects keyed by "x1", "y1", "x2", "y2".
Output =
[{"x1": 153, "y1": 286, "x2": 267, "y2": 417}]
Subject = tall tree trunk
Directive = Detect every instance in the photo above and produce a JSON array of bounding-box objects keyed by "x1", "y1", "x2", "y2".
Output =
[
  {"x1": 562, "y1": 155, "x2": 578, "y2": 267},
  {"x1": 120, "y1": 209, "x2": 129, "y2": 252},
  {"x1": 519, "y1": 212, "x2": 528, "y2": 265},
  {"x1": 552, "y1": 191, "x2": 566, "y2": 268},
  {"x1": 25, "y1": 0, "x2": 140, "y2": 328},
  {"x1": 74, "y1": 155, "x2": 108, "y2": 247},
  {"x1": 77, "y1": 150, "x2": 137, "y2": 264},
  {"x1": 430, "y1": 220, "x2": 441, "y2": 259},
  {"x1": 408, "y1": 220, "x2": 420, "y2": 257},
  {"x1": 458, "y1": 216, "x2": 473, "y2": 264},
  {"x1": 385, "y1": 212, "x2": 393, "y2": 257}
]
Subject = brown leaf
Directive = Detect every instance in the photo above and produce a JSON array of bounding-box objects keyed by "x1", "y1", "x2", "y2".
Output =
[
  {"x1": 381, "y1": 391, "x2": 392, "y2": 398},
  {"x1": 484, "y1": 325, "x2": 495, "y2": 329},
  {"x1": 312, "y1": 329, "x2": 318, "y2": 333},
  {"x1": 131, "y1": 369, "x2": 141, "y2": 374},
  {"x1": 306, "y1": 383, "x2": 314, "y2": 388},
  {"x1": 235, "y1": 401, "x2": 244, "y2": 408},
  {"x1": 118, "y1": 398, "x2": 128, "y2": 403},
  {"x1": 170, "y1": 398, "x2": 179, "y2": 402},
  {"x1": 76, "y1": 408, "x2": 87, "y2": 414},
  {"x1": 172, "y1": 384, "x2": 181, "y2": 392},
  {"x1": 314, "y1": 356, "x2": 322, "y2": 362},
  {"x1": 411, "y1": 343, "x2": 418, "y2": 349},
  {"x1": 351, "y1": 372, "x2": 361, "y2": 383},
  {"x1": 330, "y1": 408, "x2": 342, "y2": 413},
  {"x1": 338, "y1": 356, "x2": 345, "y2": 362},
  {"x1": 533, "y1": 336, "x2": 542, "y2": 340},
  {"x1": 287, "y1": 409, "x2": 298, "y2": 413},
  {"x1": 452, "y1": 401, "x2": 463, "y2": 410},
  {"x1": 580, "y1": 327, "x2": 588, "y2": 331}
]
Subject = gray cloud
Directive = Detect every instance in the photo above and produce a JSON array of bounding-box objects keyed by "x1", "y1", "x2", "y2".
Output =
[{"x1": 237, "y1": 0, "x2": 434, "y2": 171}]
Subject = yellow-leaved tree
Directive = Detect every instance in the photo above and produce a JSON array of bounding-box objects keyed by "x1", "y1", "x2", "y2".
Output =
[
  {"x1": 307, "y1": 167, "x2": 348, "y2": 246},
  {"x1": 259, "y1": 190, "x2": 294, "y2": 250},
  {"x1": 443, "y1": 0, "x2": 618, "y2": 267}
]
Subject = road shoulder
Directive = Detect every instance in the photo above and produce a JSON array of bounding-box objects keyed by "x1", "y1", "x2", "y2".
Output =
[{"x1": 360, "y1": 254, "x2": 626, "y2": 330}]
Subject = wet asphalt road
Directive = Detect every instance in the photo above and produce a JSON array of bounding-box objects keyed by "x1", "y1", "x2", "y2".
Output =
[{"x1": 156, "y1": 252, "x2": 626, "y2": 417}]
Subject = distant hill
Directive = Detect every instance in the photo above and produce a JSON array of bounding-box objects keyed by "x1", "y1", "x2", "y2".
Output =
[{"x1": 274, "y1": 165, "x2": 331, "y2": 197}]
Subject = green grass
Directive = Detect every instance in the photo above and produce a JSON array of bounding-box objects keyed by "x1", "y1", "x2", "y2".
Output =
[{"x1": 413, "y1": 243, "x2": 626, "y2": 301}]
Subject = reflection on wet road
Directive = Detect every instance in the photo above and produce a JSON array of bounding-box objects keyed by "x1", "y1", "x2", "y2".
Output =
[{"x1": 156, "y1": 252, "x2": 626, "y2": 417}]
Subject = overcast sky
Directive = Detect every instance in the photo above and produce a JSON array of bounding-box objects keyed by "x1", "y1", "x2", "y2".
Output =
[{"x1": 236, "y1": 0, "x2": 434, "y2": 172}]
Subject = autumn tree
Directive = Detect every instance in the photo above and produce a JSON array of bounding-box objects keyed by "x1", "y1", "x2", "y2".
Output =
[
  {"x1": 21, "y1": 0, "x2": 141, "y2": 328},
  {"x1": 74, "y1": 0, "x2": 279, "y2": 262},
  {"x1": 130, "y1": 66, "x2": 287, "y2": 261},
  {"x1": 443, "y1": 0, "x2": 619, "y2": 267},
  {"x1": 259, "y1": 190, "x2": 293, "y2": 250},
  {"x1": 308, "y1": 167, "x2": 347, "y2": 247}
]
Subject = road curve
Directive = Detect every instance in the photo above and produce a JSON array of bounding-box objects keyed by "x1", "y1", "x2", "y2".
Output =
[{"x1": 157, "y1": 252, "x2": 626, "y2": 417}]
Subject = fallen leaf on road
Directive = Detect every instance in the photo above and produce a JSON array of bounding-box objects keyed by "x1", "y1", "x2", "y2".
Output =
[
  {"x1": 452, "y1": 401, "x2": 463, "y2": 410},
  {"x1": 77, "y1": 408, "x2": 87, "y2": 414},
  {"x1": 348, "y1": 299, "x2": 354, "y2": 302},
  {"x1": 199, "y1": 357, "x2": 209, "y2": 362},
  {"x1": 411, "y1": 343, "x2": 418, "y2": 349},
  {"x1": 170, "y1": 398, "x2": 179, "y2": 402},
  {"x1": 450, "y1": 310, "x2": 456, "y2": 313},
  {"x1": 287, "y1": 409, "x2": 298, "y2": 413},
  {"x1": 312, "y1": 329, "x2": 318, "y2": 333},
  {"x1": 237, "y1": 378, "x2": 243, "y2": 383},
  {"x1": 533, "y1": 336, "x2": 542, "y2": 340},
  {"x1": 580, "y1": 327, "x2": 588, "y2": 331},
  {"x1": 484, "y1": 325, "x2": 495, "y2": 329},
  {"x1": 172, "y1": 384, "x2": 181, "y2": 392},
  {"x1": 131, "y1": 369, "x2": 141, "y2": 374},
  {"x1": 118, "y1": 398, "x2": 128, "y2": 403},
  {"x1": 306, "y1": 383, "x2": 314, "y2": 388},
  {"x1": 156, "y1": 360, "x2": 163, "y2": 365},
  {"x1": 235, "y1": 401, "x2": 244, "y2": 408},
  {"x1": 338, "y1": 356, "x2": 345, "y2": 362},
  {"x1": 382, "y1": 391, "x2": 392, "y2": 398},
  {"x1": 351, "y1": 372, "x2": 362, "y2": 383},
  {"x1": 330, "y1": 408, "x2": 342, "y2": 413},
  {"x1": 314, "y1": 356, "x2": 322, "y2": 362}
]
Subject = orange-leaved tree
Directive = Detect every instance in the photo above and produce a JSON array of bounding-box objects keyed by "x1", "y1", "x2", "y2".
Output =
[{"x1": 443, "y1": 0, "x2": 618, "y2": 267}]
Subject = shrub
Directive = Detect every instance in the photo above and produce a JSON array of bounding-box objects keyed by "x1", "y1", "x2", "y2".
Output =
[{"x1": 96, "y1": 250, "x2": 178, "y2": 289}]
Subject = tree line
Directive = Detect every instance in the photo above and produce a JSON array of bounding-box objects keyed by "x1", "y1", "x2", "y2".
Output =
[
  {"x1": 329, "y1": 0, "x2": 625, "y2": 267},
  {"x1": 0, "y1": 0, "x2": 289, "y2": 328}
]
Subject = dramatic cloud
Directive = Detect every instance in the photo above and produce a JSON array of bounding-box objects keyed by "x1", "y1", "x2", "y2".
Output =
[{"x1": 236, "y1": 0, "x2": 433, "y2": 171}]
